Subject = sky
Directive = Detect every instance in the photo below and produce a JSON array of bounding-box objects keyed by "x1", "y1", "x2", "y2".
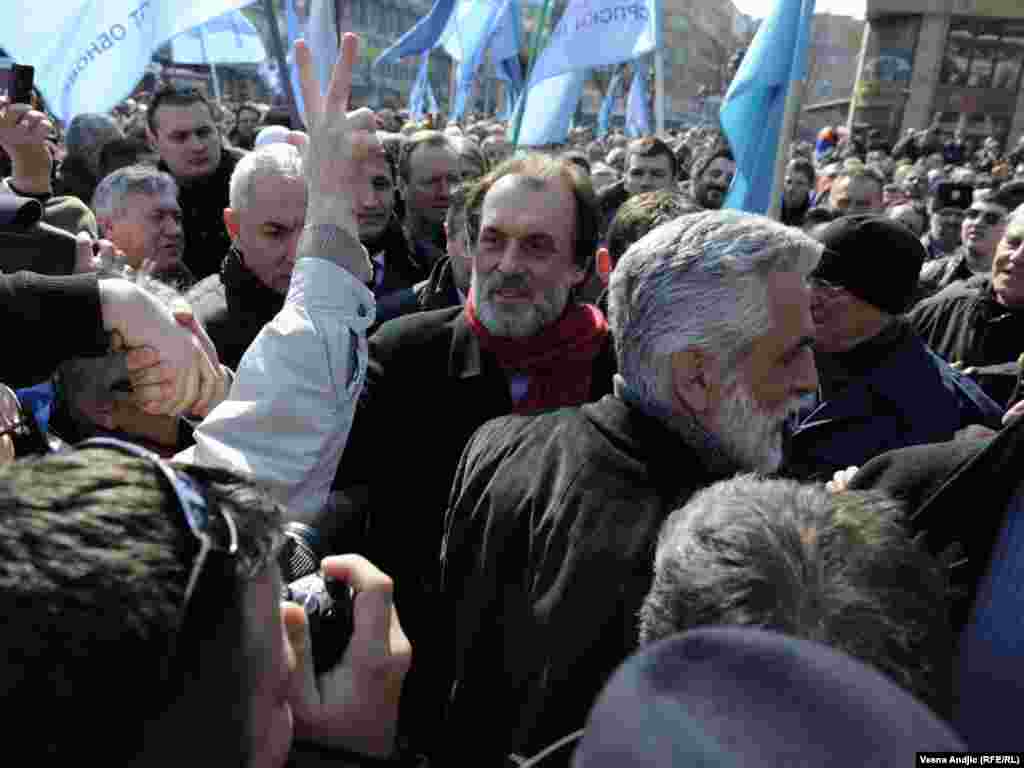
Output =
[{"x1": 731, "y1": 0, "x2": 866, "y2": 19}]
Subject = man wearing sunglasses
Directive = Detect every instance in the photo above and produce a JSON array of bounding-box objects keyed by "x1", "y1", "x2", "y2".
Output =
[
  {"x1": 911, "y1": 204, "x2": 1024, "y2": 407},
  {"x1": 0, "y1": 441, "x2": 410, "y2": 767},
  {"x1": 917, "y1": 191, "x2": 1012, "y2": 302}
]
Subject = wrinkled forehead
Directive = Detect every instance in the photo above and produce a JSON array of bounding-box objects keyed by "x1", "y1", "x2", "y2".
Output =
[
  {"x1": 124, "y1": 189, "x2": 181, "y2": 214},
  {"x1": 479, "y1": 174, "x2": 576, "y2": 242}
]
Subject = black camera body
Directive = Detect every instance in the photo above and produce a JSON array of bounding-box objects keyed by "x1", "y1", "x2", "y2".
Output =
[{"x1": 278, "y1": 522, "x2": 354, "y2": 676}]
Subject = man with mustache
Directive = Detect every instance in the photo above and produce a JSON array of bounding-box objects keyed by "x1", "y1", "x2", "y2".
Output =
[
  {"x1": 188, "y1": 144, "x2": 306, "y2": 369},
  {"x1": 331, "y1": 154, "x2": 617, "y2": 749},
  {"x1": 784, "y1": 216, "x2": 1002, "y2": 482},
  {"x1": 435, "y1": 211, "x2": 821, "y2": 764},
  {"x1": 689, "y1": 142, "x2": 735, "y2": 210},
  {"x1": 148, "y1": 86, "x2": 245, "y2": 281},
  {"x1": 917, "y1": 190, "x2": 1012, "y2": 302}
]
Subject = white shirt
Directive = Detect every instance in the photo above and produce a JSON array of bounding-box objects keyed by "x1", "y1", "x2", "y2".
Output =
[{"x1": 180, "y1": 257, "x2": 375, "y2": 518}]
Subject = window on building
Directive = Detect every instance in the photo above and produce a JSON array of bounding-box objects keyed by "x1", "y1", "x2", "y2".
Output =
[{"x1": 942, "y1": 17, "x2": 1024, "y2": 91}]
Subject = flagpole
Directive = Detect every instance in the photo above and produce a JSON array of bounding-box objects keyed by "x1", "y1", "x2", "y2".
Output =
[
  {"x1": 511, "y1": 0, "x2": 555, "y2": 148},
  {"x1": 767, "y1": 0, "x2": 814, "y2": 221},
  {"x1": 654, "y1": 49, "x2": 665, "y2": 135},
  {"x1": 198, "y1": 26, "x2": 223, "y2": 102},
  {"x1": 263, "y1": 0, "x2": 301, "y2": 128},
  {"x1": 653, "y1": 0, "x2": 664, "y2": 135}
]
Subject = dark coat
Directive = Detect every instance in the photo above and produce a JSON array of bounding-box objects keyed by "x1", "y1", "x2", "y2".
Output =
[
  {"x1": 909, "y1": 276, "x2": 1024, "y2": 406},
  {"x1": 336, "y1": 305, "x2": 617, "y2": 617},
  {"x1": 1, "y1": 271, "x2": 108, "y2": 387},
  {"x1": 332, "y1": 305, "x2": 616, "y2": 752},
  {"x1": 162, "y1": 147, "x2": 244, "y2": 282},
  {"x1": 187, "y1": 247, "x2": 285, "y2": 370},
  {"x1": 435, "y1": 394, "x2": 741, "y2": 764},
  {"x1": 916, "y1": 247, "x2": 979, "y2": 303},
  {"x1": 367, "y1": 218, "x2": 442, "y2": 325},
  {"x1": 596, "y1": 178, "x2": 629, "y2": 236},
  {"x1": 785, "y1": 321, "x2": 1004, "y2": 482}
]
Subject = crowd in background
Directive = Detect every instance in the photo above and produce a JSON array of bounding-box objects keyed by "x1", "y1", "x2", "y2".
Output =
[{"x1": 3, "y1": 39, "x2": 1024, "y2": 766}]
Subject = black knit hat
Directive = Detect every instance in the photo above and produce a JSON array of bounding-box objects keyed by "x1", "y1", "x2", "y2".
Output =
[{"x1": 811, "y1": 214, "x2": 926, "y2": 314}]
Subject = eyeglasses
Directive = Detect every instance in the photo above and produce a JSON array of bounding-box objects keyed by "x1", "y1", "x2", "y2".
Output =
[
  {"x1": 964, "y1": 209, "x2": 1005, "y2": 226},
  {"x1": 75, "y1": 437, "x2": 241, "y2": 605}
]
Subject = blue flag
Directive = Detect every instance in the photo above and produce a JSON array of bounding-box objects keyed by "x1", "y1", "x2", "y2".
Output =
[
  {"x1": 721, "y1": 0, "x2": 815, "y2": 214},
  {"x1": 598, "y1": 69, "x2": 622, "y2": 138},
  {"x1": 374, "y1": 0, "x2": 457, "y2": 70},
  {"x1": 625, "y1": 63, "x2": 650, "y2": 137},
  {"x1": 440, "y1": 0, "x2": 521, "y2": 120},
  {"x1": 515, "y1": 0, "x2": 661, "y2": 146},
  {"x1": 409, "y1": 53, "x2": 439, "y2": 120},
  {"x1": 516, "y1": 69, "x2": 586, "y2": 146}
]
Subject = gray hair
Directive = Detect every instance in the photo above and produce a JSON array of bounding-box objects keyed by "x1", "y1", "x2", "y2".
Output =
[
  {"x1": 228, "y1": 143, "x2": 303, "y2": 211},
  {"x1": 608, "y1": 209, "x2": 820, "y2": 410},
  {"x1": 92, "y1": 164, "x2": 178, "y2": 224},
  {"x1": 640, "y1": 475, "x2": 952, "y2": 714},
  {"x1": 65, "y1": 113, "x2": 123, "y2": 177}
]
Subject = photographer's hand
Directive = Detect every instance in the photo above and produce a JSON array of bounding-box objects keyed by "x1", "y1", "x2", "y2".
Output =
[{"x1": 284, "y1": 554, "x2": 411, "y2": 758}]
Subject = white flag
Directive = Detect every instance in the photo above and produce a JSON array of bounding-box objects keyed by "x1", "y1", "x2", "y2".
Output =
[
  {"x1": 1, "y1": 0, "x2": 251, "y2": 122},
  {"x1": 527, "y1": 0, "x2": 659, "y2": 86}
]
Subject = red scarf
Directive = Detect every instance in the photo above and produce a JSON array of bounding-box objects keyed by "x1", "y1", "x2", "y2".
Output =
[{"x1": 465, "y1": 292, "x2": 609, "y2": 413}]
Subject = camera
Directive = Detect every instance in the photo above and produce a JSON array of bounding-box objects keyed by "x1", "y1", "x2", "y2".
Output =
[
  {"x1": 278, "y1": 522, "x2": 354, "y2": 677},
  {"x1": 0, "y1": 58, "x2": 35, "y2": 104}
]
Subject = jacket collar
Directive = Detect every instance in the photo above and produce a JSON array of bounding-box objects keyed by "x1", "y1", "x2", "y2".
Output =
[
  {"x1": 448, "y1": 308, "x2": 485, "y2": 380},
  {"x1": 608, "y1": 379, "x2": 743, "y2": 482},
  {"x1": 221, "y1": 246, "x2": 286, "y2": 318}
]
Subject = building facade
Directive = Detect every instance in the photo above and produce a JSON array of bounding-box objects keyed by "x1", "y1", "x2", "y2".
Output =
[{"x1": 851, "y1": 0, "x2": 1024, "y2": 146}]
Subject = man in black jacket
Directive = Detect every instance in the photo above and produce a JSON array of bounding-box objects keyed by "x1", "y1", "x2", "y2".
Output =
[
  {"x1": 333, "y1": 153, "x2": 616, "y2": 749},
  {"x1": 910, "y1": 205, "x2": 1024, "y2": 406},
  {"x1": 188, "y1": 144, "x2": 305, "y2": 369},
  {"x1": 435, "y1": 210, "x2": 821, "y2": 764},
  {"x1": 596, "y1": 137, "x2": 677, "y2": 234},
  {"x1": 148, "y1": 86, "x2": 245, "y2": 281}
]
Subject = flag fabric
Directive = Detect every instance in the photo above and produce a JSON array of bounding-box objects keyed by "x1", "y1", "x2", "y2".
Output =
[
  {"x1": 515, "y1": 0, "x2": 661, "y2": 146},
  {"x1": 625, "y1": 61, "x2": 650, "y2": 137},
  {"x1": 171, "y1": 10, "x2": 265, "y2": 65},
  {"x1": 440, "y1": 0, "x2": 522, "y2": 120},
  {"x1": 410, "y1": 53, "x2": 439, "y2": 120},
  {"x1": 721, "y1": 0, "x2": 815, "y2": 214},
  {"x1": 1, "y1": 0, "x2": 250, "y2": 121},
  {"x1": 526, "y1": 0, "x2": 659, "y2": 86},
  {"x1": 515, "y1": 69, "x2": 586, "y2": 146},
  {"x1": 597, "y1": 68, "x2": 623, "y2": 137},
  {"x1": 287, "y1": 0, "x2": 339, "y2": 124},
  {"x1": 373, "y1": 0, "x2": 457, "y2": 71}
]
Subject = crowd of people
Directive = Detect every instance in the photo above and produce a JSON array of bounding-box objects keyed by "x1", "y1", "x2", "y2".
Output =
[{"x1": 3, "y1": 32, "x2": 1024, "y2": 766}]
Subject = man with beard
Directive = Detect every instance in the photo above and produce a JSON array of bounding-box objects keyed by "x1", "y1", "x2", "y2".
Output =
[
  {"x1": 921, "y1": 181, "x2": 971, "y2": 262},
  {"x1": 148, "y1": 86, "x2": 245, "y2": 281},
  {"x1": 688, "y1": 143, "x2": 735, "y2": 210},
  {"x1": 784, "y1": 216, "x2": 1002, "y2": 482},
  {"x1": 434, "y1": 210, "x2": 821, "y2": 765},
  {"x1": 331, "y1": 155, "x2": 617, "y2": 744},
  {"x1": 188, "y1": 144, "x2": 306, "y2": 369},
  {"x1": 781, "y1": 157, "x2": 815, "y2": 227},
  {"x1": 92, "y1": 164, "x2": 191, "y2": 286},
  {"x1": 917, "y1": 191, "x2": 1011, "y2": 302}
]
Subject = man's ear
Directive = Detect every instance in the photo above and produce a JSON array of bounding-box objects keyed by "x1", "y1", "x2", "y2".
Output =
[
  {"x1": 223, "y1": 208, "x2": 239, "y2": 239},
  {"x1": 670, "y1": 347, "x2": 717, "y2": 416},
  {"x1": 596, "y1": 247, "x2": 612, "y2": 285}
]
